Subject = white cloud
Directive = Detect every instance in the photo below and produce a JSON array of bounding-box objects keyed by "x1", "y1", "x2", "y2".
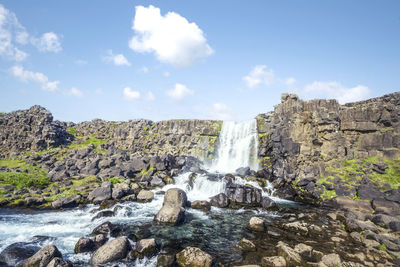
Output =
[
  {"x1": 209, "y1": 102, "x2": 234, "y2": 120},
  {"x1": 303, "y1": 81, "x2": 371, "y2": 104},
  {"x1": 129, "y1": 5, "x2": 213, "y2": 67},
  {"x1": 66, "y1": 87, "x2": 83, "y2": 98},
  {"x1": 32, "y1": 32, "x2": 62, "y2": 53},
  {"x1": 163, "y1": 71, "x2": 170, "y2": 77},
  {"x1": 166, "y1": 83, "x2": 194, "y2": 100},
  {"x1": 10, "y1": 65, "x2": 59, "y2": 91},
  {"x1": 243, "y1": 65, "x2": 275, "y2": 89},
  {"x1": 123, "y1": 87, "x2": 141, "y2": 100},
  {"x1": 103, "y1": 50, "x2": 131, "y2": 66},
  {"x1": 0, "y1": 4, "x2": 29, "y2": 61},
  {"x1": 10, "y1": 65, "x2": 82, "y2": 97}
]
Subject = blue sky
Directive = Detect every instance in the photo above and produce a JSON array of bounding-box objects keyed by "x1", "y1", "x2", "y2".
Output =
[{"x1": 0, "y1": 0, "x2": 399, "y2": 122}]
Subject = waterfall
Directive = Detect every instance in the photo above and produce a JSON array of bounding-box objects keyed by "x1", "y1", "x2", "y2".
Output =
[{"x1": 210, "y1": 120, "x2": 259, "y2": 173}]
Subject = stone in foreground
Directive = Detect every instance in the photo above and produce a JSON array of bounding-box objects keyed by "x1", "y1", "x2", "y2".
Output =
[
  {"x1": 91, "y1": 237, "x2": 129, "y2": 265},
  {"x1": 249, "y1": 217, "x2": 265, "y2": 231},
  {"x1": 261, "y1": 256, "x2": 286, "y2": 267},
  {"x1": 18, "y1": 244, "x2": 62, "y2": 267},
  {"x1": 154, "y1": 188, "x2": 187, "y2": 225},
  {"x1": 176, "y1": 247, "x2": 213, "y2": 267}
]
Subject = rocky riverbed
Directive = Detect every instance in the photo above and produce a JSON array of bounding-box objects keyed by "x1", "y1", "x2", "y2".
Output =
[{"x1": 0, "y1": 92, "x2": 400, "y2": 266}]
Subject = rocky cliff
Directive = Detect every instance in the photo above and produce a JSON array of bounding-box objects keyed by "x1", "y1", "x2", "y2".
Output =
[{"x1": 257, "y1": 92, "x2": 400, "y2": 202}]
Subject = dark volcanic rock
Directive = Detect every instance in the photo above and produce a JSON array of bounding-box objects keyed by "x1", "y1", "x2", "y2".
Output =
[
  {"x1": 225, "y1": 183, "x2": 262, "y2": 207},
  {"x1": 210, "y1": 193, "x2": 230, "y2": 208},
  {"x1": 0, "y1": 243, "x2": 37, "y2": 266}
]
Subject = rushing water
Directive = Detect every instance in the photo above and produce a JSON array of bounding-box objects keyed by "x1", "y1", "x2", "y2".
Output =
[
  {"x1": 0, "y1": 120, "x2": 287, "y2": 266},
  {"x1": 210, "y1": 120, "x2": 259, "y2": 173}
]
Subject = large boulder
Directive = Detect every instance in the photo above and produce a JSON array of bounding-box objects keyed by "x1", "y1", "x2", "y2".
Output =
[
  {"x1": 18, "y1": 244, "x2": 62, "y2": 267},
  {"x1": 225, "y1": 184, "x2": 262, "y2": 207},
  {"x1": 0, "y1": 243, "x2": 37, "y2": 266},
  {"x1": 191, "y1": 200, "x2": 211, "y2": 211},
  {"x1": 176, "y1": 247, "x2": 213, "y2": 267},
  {"x1": 154, "y1": 188, "x2": 187, "y2": 225},
  {"x1": 276, "y1": 241, "x2": 303, "y2": 266},
  {"x1": 91, "y1": 237, "x2": 130, "y2": 265}
]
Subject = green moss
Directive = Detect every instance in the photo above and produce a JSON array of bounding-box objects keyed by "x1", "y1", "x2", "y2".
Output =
[
  {"x1": 0, "y1": 159, "x2": 33, "y2": 170},
  {"x1": 67, "y1": 136, "x2": 108, "y2": 149},
  {"x1": 72, "y1": 176, "x2": 99, "y2": 186},
  {"x1": 378, "y1": 243, "x2": 387, "y2": 252},
  {"x1": 45, "y1": 188, "x2": 81, "y2": 202},
  {"x1": 66, "y1": 127, "x2": 77, "y2": 135},
  {"x1": 140, "y1": 167, "x2": 155, "y2": 176},
  {"x1": 320, "y1": 189, "x2": 337, "y2": 200},
  {"x1": 0, "y1": 170, "x2": 50, "y2": 189},
  {"x1": 108, "y1": 176, "x2": 124, "y2": 184},
  {"x1": 380, "y1": 127, "x2": 394, "y2": 133}
]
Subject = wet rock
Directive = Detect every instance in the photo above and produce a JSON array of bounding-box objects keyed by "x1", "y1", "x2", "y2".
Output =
[
  {"x1": 151, "y1": 176, "x2": 165, "y2": 187},
  {"x1": 237, "y1": 238, "x2": 256, "y2": 252},
  {"x1": 226, "y1": 184, "x2": 262, "y2": 207},
  {"x1": 137, "y1": 190, "x2": 154, "y2": 202},
  {"x1": 91, "y1": 210, "x2": 115, "y2": 221},
  {"x1": 276, "y1": 241, "x2": 303, "y2": 266},
  {"x1": 236, "y1": 167, "x2": 251, "y2": 176},
  {"x1": 210, "y1": 193, "x2": 229, "y2": 208},
  {"x1": 321, "y1": 253, "x2": 341, "y2": 267},
  {"x1": 176, "y1": 247, "x2": 213, "y2": 267},
  {"x1": 91, "y1": 221, "x2": 119, "y2": 236},
  {"x1": 134, "y1": 238, "x2": 157, "y2": 258},
  {"x1": 0, "y1": 243, "x2": 37, "y2": 266},
  {"x1": 51, "y1": 194, "x2": 81, "y2": 209},
  {"x1": 249, "y1": 217, "x2": 265, "y2": 231},
  {"x1": 157, "y1": 254, "x2": 175, "y2": 267},
  {"x1": 261, "y1": 196, "x2": 278, "y2": 210},
  {"x1": 191, "y1": 200, "x2": 211, "y2": 211},
  {"x1": 91, "y1": 237, "x2": 129, "y2": 265},
  {"x1": 74, "y1": 237, "x2": 95, "y2": 254},
  {"x1": 93, "y1": 234, "x2": 108, "y2": 248},
  {"x1": 46, "y1": 257, "x2": 73, "y2": 267},
  {"x1": 155, "y1": 188, "x2": 187, "y2": 225},
  {"x1": 18, "y1": 244, "x2": 62, "y2": 267},
  {"x1": 261, "y1": 256, "x2": 286, "y2": 267}
]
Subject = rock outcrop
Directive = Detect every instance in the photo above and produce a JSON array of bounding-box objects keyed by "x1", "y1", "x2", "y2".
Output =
[{"x1": 154, "y1": 188, "x2": 187, "y2": 225}]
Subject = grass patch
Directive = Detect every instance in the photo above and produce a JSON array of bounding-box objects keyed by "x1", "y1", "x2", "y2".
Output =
[
  {"x1": 0, "y1": 159, "x2": 33, "y2": 170},
  {"x1": 0, "y1": 170, "x2": 50, "y2": 189},
  {"x1": 140, "y1": 167, "x2": 155, "y2": 176},
  {"x1": 72, "y1": 176, "x2": 99, "y2": 186},
  {"x1": 108, "y1": 177, "x2": 124, "y2": 184},
  {"x1": 320, "y1": 188, "x2": 337, "y2": 200},
  {"x1": 45, "y1": 188, "x2": 80, "y2": 202},
  {"x1": 67, "y1": 136, "x2": 108, "y2": 149},
  {"x1": 66, "y1": 127, "x2": 77, "y2": 135},
  {"x1": 378, "y1": 243, "x2": 387, "y2": 252}
]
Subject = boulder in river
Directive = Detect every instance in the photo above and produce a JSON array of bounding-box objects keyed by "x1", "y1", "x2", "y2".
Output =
[
  {"x1": 154, "y1": 188, "x2": 187, "y2": 225},
  {"x1": 176, "y1": 247, "x2": 213, "y2": 267},
  {"x1": 191, "y1": 200, "x2": 211, "y2": 211},
  {"x1": 134, "y1": 238, "x2": 158, "y2": 258},
  {"x1": 74, "y1": 237, "x2": 95, "y2": 254},
  {"x1": 91, "y1": 237, "x2": 130, "y2": 265},
  {"x1": 210, "y1": 193, "x2": 229, "y2": 208},
  {"x1": 249, "y1": 217, "x2": 265, "y2": 231},
  {"x1": 46, "y1": 257, "x2": 73, "y2": 267},
  {"x1": 137, "y1": 189, "x2": 154, "y2": 202},
  {"x1": 0, "y1": 242, "x2": 37, "y2": 266},
  {"x1": 87, "y1": 181, "x2": 112, "y2": 204},
  {"x1": 18, "y1": 244, "x2": 62, "y2": 267}
]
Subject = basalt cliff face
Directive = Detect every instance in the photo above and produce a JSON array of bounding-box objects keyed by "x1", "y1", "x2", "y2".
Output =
[{"x1": 257, "y1": 92, "x2": 400, "y2": 202}]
